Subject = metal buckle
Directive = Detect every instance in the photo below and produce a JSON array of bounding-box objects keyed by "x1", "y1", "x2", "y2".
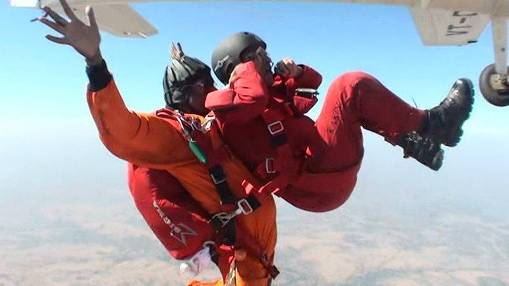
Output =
[
  {"x1": 295, "y1": 88, "x2": 318, "y2": 99},
  {"x1": 267, "y1": 121, "x2": 284, "y2": 135},
  {"x1": 237, "y1": 199, "x2": 254, "y2": 215},
  {"x1": 210, "y1": 172, "x2": 226, "y2": 185},
  {"x1": 198, "y1": 115, "x2": 216, "y2": 132},
  {"x1": 212, "y1": 212, "x2": 237, "y2": 229},
  {"x1": 211, "y1": 199, "x2": 254, "y2": 229},
  {"x1": 265, "y1": 158, "x2": 276, "y2": 174}
]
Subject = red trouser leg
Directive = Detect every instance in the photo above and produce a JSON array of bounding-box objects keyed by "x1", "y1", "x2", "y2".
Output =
[
  {"x1": 282, "y1": 72, "x2": 426, "y2": 212},
  {"x1": 310, "y1": 71, "x2": 426, "y2": 171}
]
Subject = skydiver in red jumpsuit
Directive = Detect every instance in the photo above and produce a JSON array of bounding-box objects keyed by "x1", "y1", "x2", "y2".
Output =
[{"x1": 206, "y1": 32, "x2": 474, "y2": 212}]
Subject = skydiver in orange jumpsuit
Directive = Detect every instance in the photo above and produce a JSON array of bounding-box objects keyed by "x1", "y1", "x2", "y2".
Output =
[{"x1": 38, "y1": 2, "x2": 279, "y2": 285}]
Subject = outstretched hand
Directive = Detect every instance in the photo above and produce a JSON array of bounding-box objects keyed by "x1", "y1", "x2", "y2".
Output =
[{"x1": 37, "y1": 0, "x2": 101, "y2": 64}]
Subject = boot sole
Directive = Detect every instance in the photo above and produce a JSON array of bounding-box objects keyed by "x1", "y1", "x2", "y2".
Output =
[{"x1": 444, "y1": 79, "x2": 475, "y2": 147}]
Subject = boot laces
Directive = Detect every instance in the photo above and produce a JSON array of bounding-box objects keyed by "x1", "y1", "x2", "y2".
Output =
[{"x1": 400, "y1": 131, "x2": 443, "y2": 170}]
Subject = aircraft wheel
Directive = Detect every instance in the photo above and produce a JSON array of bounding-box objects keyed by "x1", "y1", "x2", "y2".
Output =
[{"x1": 479, "y1": 64, "x2": 509, "y2": 107}]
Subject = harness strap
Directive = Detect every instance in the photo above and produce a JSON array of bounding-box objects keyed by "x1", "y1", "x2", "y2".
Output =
[
  {"x1": 261, "y1": 255, "x2": 280, "y2": 279},
  {"x1": 208, "y1": 164, "x2": 236, "y2": 206},
  {"x1": 178, "y1": 113, "x2": 278, "y2": 279},
  {"x1": 255, "y1": 102, "x2": 300, "y2": 195},
  {"x1": 261, "y1": 103, "x2": 292, "y2": 147},
  {"x1": 209, "y1": 194, "x2": 261, "y2": 232}
]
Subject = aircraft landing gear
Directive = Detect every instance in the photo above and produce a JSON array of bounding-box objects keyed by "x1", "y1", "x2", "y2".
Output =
[
  {"x1": 481, "y1": 16, "x2": 509, "y2": 107},
  {"x1": 479, "y1": 64, "x2": 509, "y2": 107}
]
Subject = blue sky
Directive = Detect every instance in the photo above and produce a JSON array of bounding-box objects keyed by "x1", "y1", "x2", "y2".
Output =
[
  {"x1": 2, "y1": 1, "x2": 508, "y2": 128},
  {"x1": 1, "y1": 1, "x2": 508, "y2": 195}
]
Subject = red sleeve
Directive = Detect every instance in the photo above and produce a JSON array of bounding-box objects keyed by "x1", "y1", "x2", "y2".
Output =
[
  {"x1": 279, "y1": 65, "x2": 322, "y2": 114},
  {"x1": 205, "y1": 61, "x2": 269, "y2": 125}
]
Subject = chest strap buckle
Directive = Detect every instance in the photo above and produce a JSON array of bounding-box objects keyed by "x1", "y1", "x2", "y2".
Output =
[
  {"x1": 236, "y1": 198, "x2": 254, "y2": 215},
  {"x1": 267, "y1": 121, "x2": 284, "y2": 135},
  {"x1": 210, "y1": 167, "x2": 227, "y2": 185},
  {"x1": 265, "y1": 157, "x2": 276, "y2": 174}
]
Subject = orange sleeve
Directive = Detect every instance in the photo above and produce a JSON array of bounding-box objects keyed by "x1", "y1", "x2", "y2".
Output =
[{"x1": 86, "y1": 80, "x2": 195, "y2": 168}]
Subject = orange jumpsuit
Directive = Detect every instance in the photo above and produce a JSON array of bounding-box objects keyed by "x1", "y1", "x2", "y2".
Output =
[{"x1": 86, "y1": 79, "x2": 276, "y2": 286}]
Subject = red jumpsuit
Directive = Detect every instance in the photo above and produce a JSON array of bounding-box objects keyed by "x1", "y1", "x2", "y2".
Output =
[
  {"x1": 125, "y1": 62, "x2": 426, "y2": 285},
  {"x1": 206, "y1": 61, "x2": 426, "y2": 212}
]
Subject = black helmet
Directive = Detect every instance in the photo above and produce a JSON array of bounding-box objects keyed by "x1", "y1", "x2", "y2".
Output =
[
  {"x1": 163, "y1": 43, "x2": 214, "y2": 110},
  {"x1": 211, "y1": 32, "x2": 267, "y2": 85}
]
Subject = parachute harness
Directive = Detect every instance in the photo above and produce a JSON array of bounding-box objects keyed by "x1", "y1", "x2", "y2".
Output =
[
  {"x1": 175, "y1": 112, "x2": 209, "y2": 164},
  {"x1": 175, "y1": 111, "x2": 280, "y2": 280}
]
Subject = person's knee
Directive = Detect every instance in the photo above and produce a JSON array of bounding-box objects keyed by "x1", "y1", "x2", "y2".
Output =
[
  {"x1": 331, "y1": 71, "x2": 377, "y2": 89},
  {"x1": 325, "y1": 71, "x2": 380, "y2": 110}
]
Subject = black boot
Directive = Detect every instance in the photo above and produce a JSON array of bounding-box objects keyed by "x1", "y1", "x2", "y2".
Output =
[
  {"x1": 421, "y1": 79, "x2": 475, "y2": 147},
  {"x1": 394, "y1": 79, "x2": 474, "y2": 170},
  {"x1": 397, "y1": 131, "x2": 444, "y2": 171}
]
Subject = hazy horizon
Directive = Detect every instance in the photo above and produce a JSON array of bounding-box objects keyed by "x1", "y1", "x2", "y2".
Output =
[{"x1": 1, "y1": 126, "x2": 508, "y2": 286}]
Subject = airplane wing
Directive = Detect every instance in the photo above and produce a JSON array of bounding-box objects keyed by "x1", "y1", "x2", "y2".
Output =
[
  {"x1": 11, "y1": 0, "x2": 504, "y2": 42},
  {"x1": 82, "y1": 4, "x2": 157, "y2": 38},
  {"x1": 410, "y1": 8, "x2": 490, "y2": 46},
  {"x1": 12, "y1": 0, "x2": 157, "y2": 37},
  {"x1": 296, "y1": 0, "x2": 492, "y2": 46}
]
